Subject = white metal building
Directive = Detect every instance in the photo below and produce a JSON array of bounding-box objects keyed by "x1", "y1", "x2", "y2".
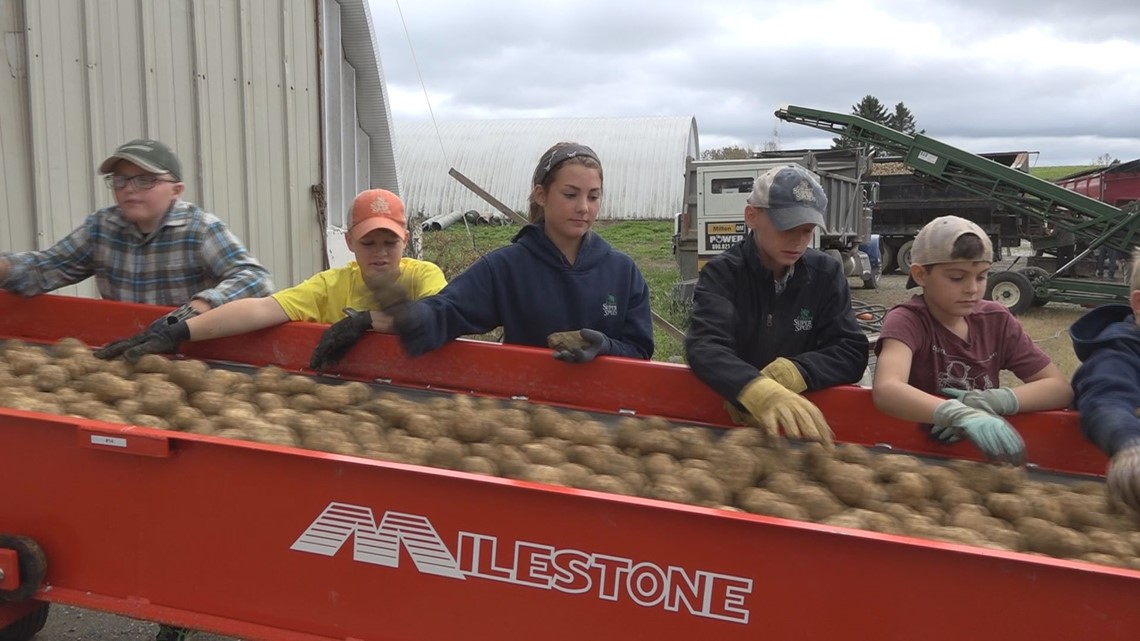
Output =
[
  {"x1": 0, "y1": 0, "x2": 396, "y2": 297},
  {"x1": 395, "y1": 117, "x2": 700, "y2": 221}
]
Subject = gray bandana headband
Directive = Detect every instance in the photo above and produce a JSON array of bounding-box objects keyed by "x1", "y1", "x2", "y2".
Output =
[{"x1": 532, "y1": 144, "x2": 600, "y2": 186}]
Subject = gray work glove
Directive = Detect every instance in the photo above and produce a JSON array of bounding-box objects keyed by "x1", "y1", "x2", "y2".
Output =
[
  {"x1": 941, "y1": 387, "x2": 1020, "y2": 416},
  {"x1": 932, "y1": 399, "x2": 1026, "y2": 465}
]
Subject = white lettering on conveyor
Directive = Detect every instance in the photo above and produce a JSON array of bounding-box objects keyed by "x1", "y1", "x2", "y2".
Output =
[{"x1": 292, "y1": 501, "x2": 753, "y2": 624}]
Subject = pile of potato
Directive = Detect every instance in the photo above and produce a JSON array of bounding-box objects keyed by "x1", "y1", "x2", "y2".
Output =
[{"x1": 2, "y1": 338, "x2": 1138, "y2": 569}]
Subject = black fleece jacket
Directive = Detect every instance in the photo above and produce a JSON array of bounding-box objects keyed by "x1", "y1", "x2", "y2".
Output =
[{"x1": 685, "y1": 236, "x2": 869, "y2": 403}]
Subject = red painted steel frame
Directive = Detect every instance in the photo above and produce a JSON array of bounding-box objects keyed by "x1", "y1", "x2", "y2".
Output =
[{"x1": 0, "y1": 293, "x2": 1133, "y2": 641}]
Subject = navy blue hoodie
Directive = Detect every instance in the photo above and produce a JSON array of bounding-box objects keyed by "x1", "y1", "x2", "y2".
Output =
[
  {"x1": 396, "y1": 224, "x2": 654, "y2": 359},
  {"x1": 1070, "y1": 304, "x2": 1140, "y2": 455}
]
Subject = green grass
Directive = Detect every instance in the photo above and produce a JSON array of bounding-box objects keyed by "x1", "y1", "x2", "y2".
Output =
[
  {"x1": 1030, "y1": 165, "x2": 1097, "y2": 182},
  {"x1": 418, "y1": 221, "x2": 688, "y2": 362}
]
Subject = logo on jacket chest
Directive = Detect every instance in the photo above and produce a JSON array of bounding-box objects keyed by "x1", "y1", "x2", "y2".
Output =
[
  {"x1": 793, "y1": 308, "x2": 813, "y2": 332},
  {"x1": 602, "y1": 294, "x2": 618, "y2": 317}
]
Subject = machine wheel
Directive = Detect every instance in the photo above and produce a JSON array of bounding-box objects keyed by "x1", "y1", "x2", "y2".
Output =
[
  {"x1": 896, "y1": 240, "x2": 916, "y2": 273},
  {"x1": 986, "y1": 270, "x2": 1035, "y2": 315},
  {"x1": 0, "y1": 602, "x2": 49, "y2": 641},
  {"x1": 1021, "y1": 266, "x2": 1051, "y2": 307},
  {"x1": 879, "y1": 240, "x2": 896, "y2": 274},
  {"x1": 0, "y1": 536, "x2": 46, "y2": 604}
]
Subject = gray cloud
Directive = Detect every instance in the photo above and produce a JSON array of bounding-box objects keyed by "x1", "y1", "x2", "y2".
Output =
[{"x1": 370, "y1": 0, "x2": 1140, "y2": 165}]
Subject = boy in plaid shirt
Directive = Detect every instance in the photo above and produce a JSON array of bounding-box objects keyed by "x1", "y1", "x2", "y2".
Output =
[{"x1": 0, "y1": 139, "x2": 272, "y2": 325}]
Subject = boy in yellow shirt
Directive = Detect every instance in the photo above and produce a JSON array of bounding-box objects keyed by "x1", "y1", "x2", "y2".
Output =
[{"x1": 96, "y1": 189, "x2": 446, "y2": 369}]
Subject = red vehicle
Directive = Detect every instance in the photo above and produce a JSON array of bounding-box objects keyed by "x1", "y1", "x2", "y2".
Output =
[
  {"x1": 1056, "y1": 159, "x2": 1140, "y2": 207},
  {"x1": 0, "y1": 292, "x2": 1137, "y2": 641}
]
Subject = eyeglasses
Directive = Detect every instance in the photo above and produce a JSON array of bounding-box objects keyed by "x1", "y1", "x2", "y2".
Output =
[{"x1": 104, "y1": 174, "x2": 178, "y2": 191}]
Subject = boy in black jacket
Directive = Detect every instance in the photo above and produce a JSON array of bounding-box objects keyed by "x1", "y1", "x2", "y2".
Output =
[{"x1": 685, "y1": 164, "x2": 868, "y2": 444}]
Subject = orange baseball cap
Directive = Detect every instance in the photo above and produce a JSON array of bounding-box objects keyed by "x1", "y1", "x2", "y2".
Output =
[{"x1": 350, "y1": 189, "x2": 407, "y2": 241}]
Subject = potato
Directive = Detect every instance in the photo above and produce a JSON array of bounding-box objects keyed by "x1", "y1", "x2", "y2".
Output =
[
  {"x1": 452, "y1": 414, "x2": 494, "y2": 443},
  {"x1": 252, "y1": 365, "x2": 288, "y2": 393},
  {"x1": 721, "y1": 426, "x2": 766, "y2": 448},
  {"x1": 247, "y1": 422, "x2": 302, "y2": 448},
  {"x1": 493, "y1": 425, "x2": 532, "y2": 447},
  {"x1": 254, "y1": 392, "x2": 287, "y2": 412},
  {"x1": 620, "y1": 471, "x2": 649, "y2": 496},
  {"x1": 521, "y1": 442, "x2": 566, "y2": 467},
  {"x1": 83, "y1": 372, "x2": 139, "y2": 403},
  {"x1": 570, "y1": 420, "x2": 611, "y2": 447},
  {"x1": 738, "y1": 488, "x2": 810, "y2": 521},
  {"x1": 633, "y1": 429, "x2": 683, "y2": 458},
  {"x1": 821, "y1": 511, "x2": 869, "y2": 530},
  {"x1": 547, "y1": 330, "x2": 591, "y2": 352},
  {"x1": 52, "y1": 337, "x2": 91, "y2": 358},
  {"x1": 347, "y1": 422, "x2": 386, "y2": 450},
  {"x1": 315, "y1": 384, "x2": 356, "y2": 409},
  {"x1": 580, "y1": 475, "x2": 635, "y2": 496},
  {"x1": 823, "y1": 462, "x2": 883, "y2": 508},
  {"x1": 458, "y1": 456, "x2": 499, "y2": 476},
  {"x1": 782, "y1": 484, "x2": 845, "y2": 521},
  {"x1": 34, "y1": 365, "x2": 70, "y2": 392},
  {"x1": 871, "y1": 454, "x2": 923, "y2": 481},
  {"x1": 836, "y1": 443, "x2": 873, "y2": 466},
  {"x1": 288, "y1": 393, "x2": 323, "y2": 412},
  {"x1": 166, "y1": 359, "x2": 210, "y2": 392},
  {"x1": 530, "y1": 407, "x2": 572, "y2": 439},
  {"x1": 1085, "y1": 528, "x2": 1134, "y2": 557},
  {"x1": 279, "y1": 375, "x2": 318, "y2": 396},
  {"x1": 709, "y1": 445, "x2": 762, "y2": 491},
  {"x1": 1017, "y1": 517, "x2": 1091, "y2": 557},
  {"x1": 6, "y1": 348, "x2": 49, "y2": 376},
  {"x1": 673, "y1": 426, "x2": 714, "y2": 460},
  {"x1": 614, "y1": 417, "x2": 644, "y2": 449},
  {"x1": 680, "y1": 468, "x2": 728, "y2": 506},
  {"x1": 132, "y1": 354, "x2": 172, "y2": 374},
  {"x1": 426, "y1": 437, "x2": 467, "y2": 470},
  {"x1": 129, "y1": 414, "x2": 171, "y2": 430},
  {"x1": 642, "y1": 452, "x2": 681, "y2": 479},
  {"x1": 518, "y1": 464, "x2": 568, "y2": 486},
  {"x1": 138, "y1": 380, "x2": 186, "y2": 416},
  {"x1": 403, "y1": 412, "x2": 445, "y2": 440},
  {"x1": 646, "y1": 480, "x2": 695, "y2": 505},
  {"x1": 764, "y1": 471, "x2": 803, "y2": 496},
  {"x1": 558, "y1": 462, "x2": 594, "y2": 487},
  {"x1": 985, "y1": 493, "x2": 1030, "y2": 522},
  {"x1": 886, "y1": 472, "x2": 933, "y2": 508},
  {"x1": 493, "y1": 446, "x2": 529, "y2": 479}
]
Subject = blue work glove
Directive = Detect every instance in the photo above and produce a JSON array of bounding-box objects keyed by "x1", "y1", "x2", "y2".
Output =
[
  {"x1": 941, "y1": 387, "x2": 1019, "y2": 416},
  {"x1": 94, "y1": 320, "x2": 190, "y2": 362},
  {"x1": 932, "y1": 399, "x2": 1026, "y2": 465},
  {"x1": 309, "y1": 308, "x2": 374, "y2": 372},
  {"x1": 95, "y1": 303, "x2": 200, "y2": 362},
  {"x1": 552, "y1": 329, "x2": 611, "y2": 363}
]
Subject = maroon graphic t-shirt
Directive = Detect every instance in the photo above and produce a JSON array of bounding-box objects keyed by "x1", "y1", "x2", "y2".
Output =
[{"x1": 875, "y1": 296, "x2": 1052, "y2": 393}]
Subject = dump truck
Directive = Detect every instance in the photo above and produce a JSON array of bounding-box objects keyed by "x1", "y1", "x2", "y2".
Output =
[
  {"x1": 672, "y1": 148, "x2": 879, "y2": 301},
  {"x1": 2, "y1": 291, "x2": 1140, "y2": 641},
  {"x1": 776, "y1": 105, "x2": 1140, "y2": 313},
  {"x1": 870, "y1": 152, "x2": 1029, "y2": 273}
]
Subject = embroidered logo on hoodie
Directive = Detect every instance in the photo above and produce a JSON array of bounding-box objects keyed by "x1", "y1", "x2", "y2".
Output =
[
  {"x1": 793, "y1": 307, "x2": 813, "y2": 332},
  {"x1": 602, "y1": 294, "x2": 618, "y2": 317}
]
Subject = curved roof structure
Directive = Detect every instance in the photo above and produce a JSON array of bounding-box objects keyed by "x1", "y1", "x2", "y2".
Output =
[{"x1": 394, "y1": 117, "x2": 699, "y2": 221}]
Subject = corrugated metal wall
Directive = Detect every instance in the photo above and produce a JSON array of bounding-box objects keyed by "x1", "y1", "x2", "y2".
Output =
[
  {"x1": 0, "y1": 1, "x2": 35, "y2": 255},
  {"x1": 394, "y1": 117, "x2": 700, "y2": 221},
  {"x1": 2, "y1": 0, "x2": 325, "y2": 297}
]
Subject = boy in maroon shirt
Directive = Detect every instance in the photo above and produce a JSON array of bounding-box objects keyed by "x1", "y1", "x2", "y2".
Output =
[{"x1": 872, "y1": 216, "x2": 1072, "y2": 464}]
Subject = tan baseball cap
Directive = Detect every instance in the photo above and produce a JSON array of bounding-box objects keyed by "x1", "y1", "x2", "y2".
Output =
[
  {"x1": 905, "y1": 215, "x2": 994, "y2": 288},
  {"x1": 349, "y1": 189, "x2": 407, "y2": 242}
]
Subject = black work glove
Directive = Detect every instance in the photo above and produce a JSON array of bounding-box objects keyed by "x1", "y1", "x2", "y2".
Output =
[
  {"x1": 552, "y1": 328, "x2": 611, "y2": 363},
  {"x1": 309, "y1": 308, "x2": 374, "y2": 371},
  {"x1": 94, "y1": 320, "x2": 190, "y2": 362},
  {"x1": 95, "y1": 303, "x2": 200, "y2": 362}
]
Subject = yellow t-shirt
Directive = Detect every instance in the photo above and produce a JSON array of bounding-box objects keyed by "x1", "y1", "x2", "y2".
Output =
[{"x1": 271, "y1": 257, "x2": 446, "y2": 324}]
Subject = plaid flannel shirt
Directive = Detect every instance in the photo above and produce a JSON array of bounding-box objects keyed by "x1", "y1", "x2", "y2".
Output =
[{"x1": 0, "y1": 200, "x2": 273, "y2": 307}]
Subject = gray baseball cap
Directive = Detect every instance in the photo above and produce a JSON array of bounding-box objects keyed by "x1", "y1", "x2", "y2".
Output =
[
  {"x1": 98, "y1": 139, "x2": 182, "y2": 180},
  {"x1": 747, "y1": 164, "x2": 828, "y2": 231}
]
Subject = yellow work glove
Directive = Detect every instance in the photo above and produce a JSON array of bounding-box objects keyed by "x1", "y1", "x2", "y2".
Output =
[
  {"x1": 760, "y1": 357, "x2": 808, "y2": 393},
  {"x1": 736, "y1": 376, "x2": 833, "y2": 446}
]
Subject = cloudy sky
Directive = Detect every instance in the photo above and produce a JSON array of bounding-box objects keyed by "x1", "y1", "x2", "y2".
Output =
[{"x1": 367, "y1": 0, "x2": 1140, "y2": 166}]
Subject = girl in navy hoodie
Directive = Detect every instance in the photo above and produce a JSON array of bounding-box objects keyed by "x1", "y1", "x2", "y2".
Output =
[{"x1": 381, "y1": 142, "x2": 654, "y2": 362}]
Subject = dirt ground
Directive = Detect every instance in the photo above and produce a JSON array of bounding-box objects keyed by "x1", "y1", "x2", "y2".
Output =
[
  {"x1": 30, "y1": 604, "x2": 235, "y2": 640},
  {"x1": 847, "y1": 270, "x2": 1087, "y2": 382}
]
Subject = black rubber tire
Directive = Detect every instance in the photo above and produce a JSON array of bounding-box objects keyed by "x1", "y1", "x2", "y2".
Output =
[
  {"x1": 879, "y1": 240, "x2": 897, "y2": 274},
  {"x1": 0, "y1": 536, "x2": 46, "y2": 604},
  {"x1": 986, "y1": 270, "x2": 1035, "y2": 315},
  {"x1": 896, "y1": 240, "x2": 916, "y2": 273},
  {"x1": 0, "y1": 602, "x2": 49, "y2": 641}
]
